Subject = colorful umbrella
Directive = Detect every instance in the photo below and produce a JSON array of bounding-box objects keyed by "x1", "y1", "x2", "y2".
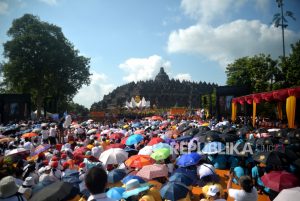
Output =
[
  {"x1": 107, "y1": 169, "x2": 127, "y2": 184},
  {"x1": 152, "y1": 115, "x2": 163, "y2": 121},
  {"x1": 134, "y1": 129, "x2": 145, "y2": 134},
  {"x1": 138, "y1": 146, "x2": 153, "y2": 155},
  {"x1": 21, "y1": 132, "x2": 38, "y2": 138},
  {"x1": 125, "y1": 134, "x2": 143, "y2": 145},
  {"x1": 262, "y1": 171, "x2": 299, "y2": 192},
  {"x1": 201, "y1": 142, "x2": 225, "y2": 154},
  {"x1": 160, "y1": 181, "x2": 190, "y2": 201},
  {"x1": 105, "y1": 143, "x2": 125, "y2": 150},
  {"x1": 120, "y1": 137, "x2": 129, "y2": 145},
  {"x1": 87, "y1": 129, "x2": 97, "y2": 134},
  {"x1": 176, "y1": 152, "x2": 202, "y2": 167},
  {"x1": 99, "y1": 148, "x2": 128, "y2": 165},
  {"x1": 122, "y1": 175, "x2": 146, "y2": 184},
  {"x1": 151, "y1": 148, "x2": 170, "y2": 161},
  {"x1": 5, "y1": 148, "x2": 29, "y2": 156},
  {"x1": 125, "y1": 155, "x2": 155, "y2": 169},
  {"x1": 136, "y1": 164, "x2": 168, "y2": 180},
  {"x1": 152, "y1": 143, "x2": 171, "y2": 151},
  {"x1": 109, "y1": 133, "x2": 124, "y2": 140},
  {"x1": 106, "y1": 187, "x2": 125, "y2": 200},
  {"x1": 274, "y1": 187, "x2": 300, "y2": 201},
  {"x1": 169, "y1": 173, "x2": 194, "y2": 186},
  {"x1": 30, "y1": 144, "x2": 51, "y2": 156},
  {"x1": 0, "y1": 137, "x2": 15, "y2": 144},
  {"x1": 147, "y1": 137, "x2": 164, "y2": 146}
]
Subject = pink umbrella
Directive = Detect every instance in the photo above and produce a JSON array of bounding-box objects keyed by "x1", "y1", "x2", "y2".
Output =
[
  {"x1": 262, "y1": 171, "x2": 299, "y2": 192},
  {"x1": 136, "y1": 164, "x2": 168, "y2": 180}
]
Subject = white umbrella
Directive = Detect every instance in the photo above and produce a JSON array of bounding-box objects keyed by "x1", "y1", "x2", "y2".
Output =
[
  {"x1": 87, "y1": 129, "x2": 97, "y2": 135},
  {"x1": 99, "y1": 148, "x2": 128, "y2": 165},
  {"x1": 138, "y1": 146, "x2": 153, "y2": 155},
  {"x1": 198, "y1": 163, "x2": 215, "y2": 179},
  {"x1": 101, "y1": 129, "x2": 111, "y2": 135},
  {"x1": 274, "y1": 187, "x2": 300, "y2": 201},
  {"x1": 5, "y1": 148, "x2": 28, "y2": 156}
]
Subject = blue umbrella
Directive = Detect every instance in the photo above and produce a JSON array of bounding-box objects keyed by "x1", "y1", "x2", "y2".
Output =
[
  {"x1": 121, "y1": 175, "x2": 146, "y2": 184},
  {"x1": 173, "y1": 167, "x2": 198, "y2": 184},
  {"x1": 176, "y1": 152, "x2": 202, "y2": 167},
  {"x1": 152, "y1": 143, "x2": 171, "y2": 151},
  {"x1": 132, "y1": 122, "x2": 142, "y2": 128},
  {"x1": 126, "y1": 134, "x2": 144, "y2": 145},
  {"x1": 202, "y1": 142, "x2": 225, "y2": 154},
  {"x1": 169, "y1": 173, "x2": 193, "y2": 186},
  {"x1": 175, "y1": 135, "x2": 193, "y2": 142},
  {"x1": 106, "y1": 187, "x2": 125, "y2": 200},
  {"x1": 107, "y1": 169, "x2": 126, "y2": 183},
  {"x1": 160, "y1": 181, "x2": 190, "y2": 201}
]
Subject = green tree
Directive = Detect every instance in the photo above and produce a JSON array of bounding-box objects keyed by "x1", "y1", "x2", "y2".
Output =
[
  {"x1": 67, "y1": 102, "x2": 89, "y2": 117},
  {"x1": 2, "y1": 14, "x2": 91, "y2": 116},
  {"x1": 278, "y1": 40, "x2": 300, "y2": 88},
  {"x1": 226, "y1": 54, "x2": 278, "y2": 93}
]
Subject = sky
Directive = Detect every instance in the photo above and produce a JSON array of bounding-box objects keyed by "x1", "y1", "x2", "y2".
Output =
[{"x1": 0, "y1": 0, "x2": 299, "y2": 108}]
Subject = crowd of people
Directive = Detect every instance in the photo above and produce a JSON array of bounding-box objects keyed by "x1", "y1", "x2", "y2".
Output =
[{"x1": 0, "y1": 115, "x2": 299, "y2": 201}]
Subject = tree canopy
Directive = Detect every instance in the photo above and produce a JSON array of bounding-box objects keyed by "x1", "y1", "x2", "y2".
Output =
[
  {"x1": 226, "y1": 54, "x2": 278, "y2": 93},
  {"x1": 2, "y1": 14, "x2": 91, "y2": 115},
  {"x1": 226, "y1": 40, "x2": 300, "y2": 93}
]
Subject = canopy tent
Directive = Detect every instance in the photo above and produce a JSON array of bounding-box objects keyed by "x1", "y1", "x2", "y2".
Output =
[{"x1": 231, "y1": 87, "x2": 300, "y2": 128}]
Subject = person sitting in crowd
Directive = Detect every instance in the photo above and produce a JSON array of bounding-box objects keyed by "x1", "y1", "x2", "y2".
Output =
[
  {"x1": 85, "y1": 166, "x2": 116, "y2": 201},
  {"x1": 227, "y1": 173, "x2": 258, "y2": 201}
]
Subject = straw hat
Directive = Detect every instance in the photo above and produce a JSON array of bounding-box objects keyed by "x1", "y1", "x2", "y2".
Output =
[{"x1": 0, "y1": 176, "x2": 18, "y2": 198}]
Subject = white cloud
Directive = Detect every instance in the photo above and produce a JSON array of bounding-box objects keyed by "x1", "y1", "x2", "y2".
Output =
[
  {"x1": 39, "y1": 0, "x2": 57, "y2": 6},
  {"x1": 73, "y1": 71, "x2": 115, "y2": 108},
  {"x1": 119, "y1": 55, "x2": 171, "y2": 82},
  {"x1": 180, "y1": 0, "x2": 246, "y2": 23},
  {"x1": 167, "y1": 19, "x2": 300, "y2": 67},
  {"x1": 0, "y1": 2, "x2": 8, "y2": 15},
  {"x1": 174, "y1": 73, "x2": 192, "y2": 82}
]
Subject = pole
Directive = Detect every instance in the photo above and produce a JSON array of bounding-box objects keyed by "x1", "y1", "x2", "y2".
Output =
[{"x1": 280, "y1": 1, "x2": 286, "y2": 59}]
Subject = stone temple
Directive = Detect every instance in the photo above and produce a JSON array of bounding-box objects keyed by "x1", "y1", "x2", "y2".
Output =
[{"x1": 91, "y1": 67, "x2": 217, "y2": 111}]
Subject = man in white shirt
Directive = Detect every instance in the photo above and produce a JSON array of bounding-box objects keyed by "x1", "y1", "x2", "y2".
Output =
[
  {"x1": 227, "y1": 173, "x2": 258, "y2": 201},
  {"x1": 49, "y1": 124, "x2": 57, "y2": 145}
]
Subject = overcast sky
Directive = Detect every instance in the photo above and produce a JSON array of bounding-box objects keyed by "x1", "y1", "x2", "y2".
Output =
[{"x1": 0, "y1": 0, "x2": 299, "y2": 108}]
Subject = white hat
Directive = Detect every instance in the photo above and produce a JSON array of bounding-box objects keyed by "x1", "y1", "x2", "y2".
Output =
[
  {"x1": 0, "y1": 176, "x2": 18, "y2": 198},
  {"x1": 22, "y1": 177, "x2": 35, "y2": 187},
  {"x1": 207, "y1": 184, "x2": 220, "y2": 196},
  {"x1": 44, "y1": 166, "x2": 51, "y2": 171},
  {"x1": 38, "y1": 167, "x2": 45, "y2": 174}
]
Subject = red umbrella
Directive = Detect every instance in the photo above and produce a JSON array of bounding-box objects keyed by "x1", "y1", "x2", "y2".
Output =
[
  {"x1": 109, "y1": 133, "x2": 124, "y2": 140},
  {"x1": 73, "y1": 147, "x2": 88, "y2": 155},
  {"x1": 121, "y1": 137, "x2": 129, "y2": 145},
  {"x1": 105, "y1": 143, "x2": 125, "y2": 150},
  {"x1": 262, "y1": 171, "x2": 299, "y2": 192},
  {"x1": 152, "y1": 116, "x2": 163, "y2": 121},
  {"x1": 125, "y1": 155, "x2": 155, "y2": 169},
  {"x1": 147, "y1": 137, "x2": 164, "y2": 146}
]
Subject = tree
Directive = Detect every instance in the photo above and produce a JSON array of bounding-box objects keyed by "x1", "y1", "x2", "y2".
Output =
[
  {"x1": 67, "y1": 102, "x2": 89, "y2": 117},
  {"x1": 2, "y1": 14, "x2": 91, "y2": 116},
  {"x1": 278, "y1": 40, "x2": 300, "y2": 88},
  {"x1": 226, "y1": 54, "x2": 278, "y2": 93}
]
